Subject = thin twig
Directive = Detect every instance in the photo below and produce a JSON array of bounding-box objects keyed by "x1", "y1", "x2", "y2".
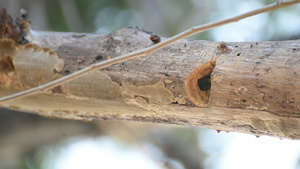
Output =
[{"x1": 0, "y1": 0, "x2": 299, "y2": 103}]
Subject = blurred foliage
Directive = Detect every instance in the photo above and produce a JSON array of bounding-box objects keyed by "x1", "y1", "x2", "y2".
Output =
[
  {"x1": 0, "y1": 109, "x2": 206, "y2": 169},
  {"x1": 1, "y1": 0, "x2": 299, "y2": 40},
  {"x1": 46, "y1": 1, "x2": 68, "y2": 31},
  {"x1": 1, "y1": 0, "x2": 217, "y2": 40}
]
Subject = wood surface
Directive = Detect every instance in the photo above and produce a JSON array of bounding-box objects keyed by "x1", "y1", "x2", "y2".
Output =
[{"x1": 0, "y1": 27, "x2": 299, "y2": 139}]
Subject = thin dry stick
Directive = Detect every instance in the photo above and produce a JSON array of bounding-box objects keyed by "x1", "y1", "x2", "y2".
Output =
[{"x1": 0, "y1": 0, "x2": 299, "y2": 103}]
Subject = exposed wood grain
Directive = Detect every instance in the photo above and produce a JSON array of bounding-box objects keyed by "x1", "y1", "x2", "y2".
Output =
[{"x1": 0, "y1": 28, "x2": 299, "y2": 139}]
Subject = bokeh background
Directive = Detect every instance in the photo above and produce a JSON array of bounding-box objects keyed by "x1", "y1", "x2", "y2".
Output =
[{"x1": 1, "y1": 0, "x2": 300, "y2": 169}]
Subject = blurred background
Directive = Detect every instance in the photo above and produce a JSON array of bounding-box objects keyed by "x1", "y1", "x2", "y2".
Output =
[{"x1": 1, "y1": 0, "x2": 300, "y2": 169}]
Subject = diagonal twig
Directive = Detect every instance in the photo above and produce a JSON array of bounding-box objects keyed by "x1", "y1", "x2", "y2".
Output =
[{"x1": 0, "y1": 0, "x2": 300, "y2": 103}]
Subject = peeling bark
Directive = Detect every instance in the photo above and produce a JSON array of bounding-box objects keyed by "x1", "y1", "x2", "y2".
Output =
[{"x1": 0, "y1": 27, "x2": 299, "y2": 139}]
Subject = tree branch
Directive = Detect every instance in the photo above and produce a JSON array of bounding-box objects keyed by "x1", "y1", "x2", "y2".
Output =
[
  {"x1": 0, "y1": 27, "x2": 299, "y2": 139},
  {"x1": 0, "y1": 0, "x2": 299, "y2": 103},
  {"x1": 0, "y1": 1, "x2": 300, "y2": 140}
]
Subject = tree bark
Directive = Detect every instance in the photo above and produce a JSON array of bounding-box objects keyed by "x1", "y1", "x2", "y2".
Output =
[{"x1": 0, "y1": 27, "x2": 299, "y2": 139}]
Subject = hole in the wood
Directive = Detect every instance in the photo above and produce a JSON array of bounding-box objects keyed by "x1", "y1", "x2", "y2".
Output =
[
  {"x1": 95, "y1": 55, "x2": 103, "y2": 60},
  {"x1": 198, "y1": 75, "x2": 211, "y2": 91},
  {"x1": 185, "y1": 58, "x2": 216, "y2": 106}
]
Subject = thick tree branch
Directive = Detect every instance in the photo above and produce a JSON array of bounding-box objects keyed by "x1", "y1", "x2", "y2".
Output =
[
  {"x1": 0, "y1": 27, "x2": 299, "y2": 139},
  {"x1": 0, "y1": 0, "x2": 299, "y2": 103},
  {"x1": 0, "y1": 1, "x2": 300, "y2": 140}
]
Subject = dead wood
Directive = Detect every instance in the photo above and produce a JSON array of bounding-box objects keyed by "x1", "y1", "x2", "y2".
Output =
[{"x1": 0, "y1": 27, "x2": 300, "y2": 139}]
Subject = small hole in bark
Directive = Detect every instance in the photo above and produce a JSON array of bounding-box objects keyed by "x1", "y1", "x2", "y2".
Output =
[
  {"x1": 64, "y1": 69, "x2": 70, "y2": 74},
  {"x1": 95, "y1": 55, "x2": 103, "y2": 60},
  {"x1": 198, "y1": 75, "x2": 211, "y2": 91}
]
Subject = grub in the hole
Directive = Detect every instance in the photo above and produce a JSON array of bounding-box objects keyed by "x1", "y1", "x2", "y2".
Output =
[{"x1": 197, "y1": 75, "x2": 211, "y2": 91}]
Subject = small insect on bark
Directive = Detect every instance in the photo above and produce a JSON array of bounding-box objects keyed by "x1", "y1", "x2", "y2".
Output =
[{"x1": 150, "y1": 34, "x2": 161, "y2": 43}]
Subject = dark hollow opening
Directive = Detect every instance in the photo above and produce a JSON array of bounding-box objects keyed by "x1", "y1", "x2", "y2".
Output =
[{"x1": 197, "y1": 74, "x2": 211, "y2": 91}]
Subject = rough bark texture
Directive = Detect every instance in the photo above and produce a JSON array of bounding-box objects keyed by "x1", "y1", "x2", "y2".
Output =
[{"x1": 0, "y1": 27, "x2": 299, "y2": 139}]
